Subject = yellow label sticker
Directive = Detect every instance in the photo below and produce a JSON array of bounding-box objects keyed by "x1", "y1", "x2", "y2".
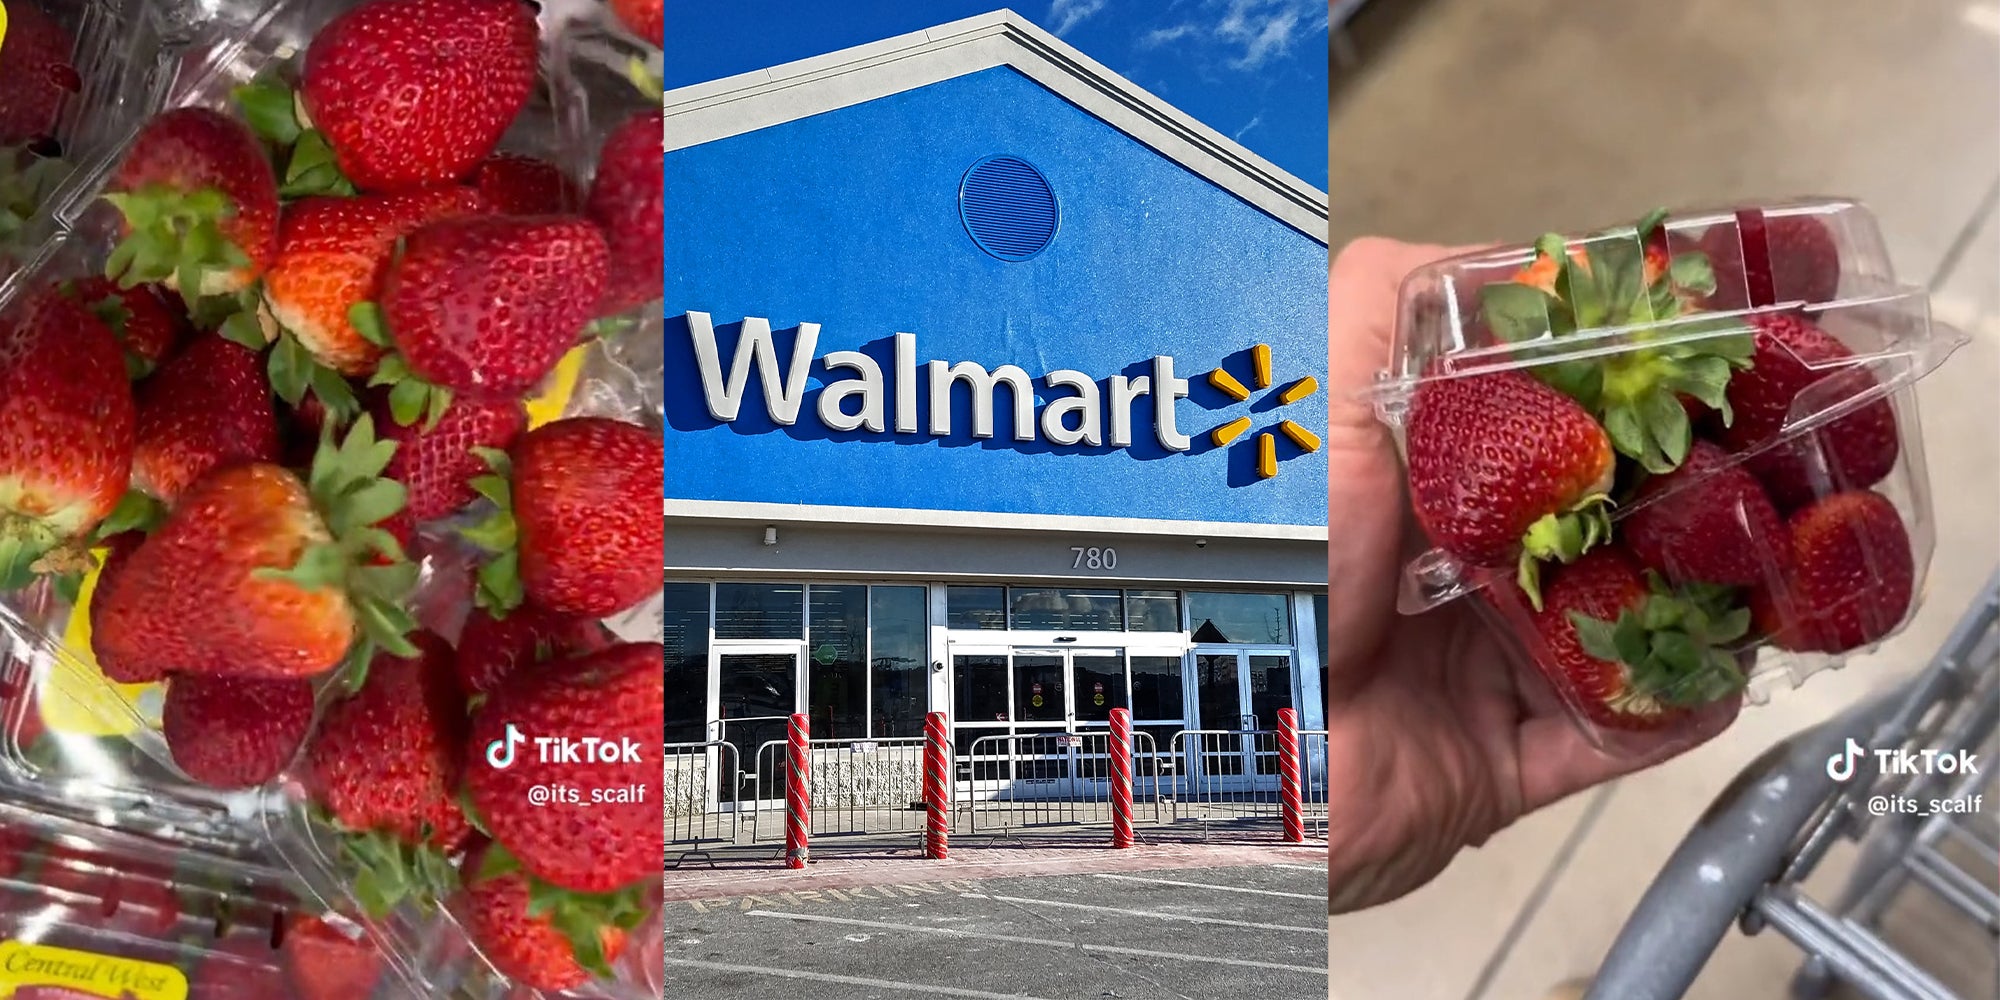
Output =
[
  {"x1": 46, "y1": 551, "x2": 154, "y2": 738},
  {"x1": 523, "y1": 344, "x2": 587, "y2": 430},
  {"x1": 0, "y1": 940, "x2": 188, "y2": 999},
  {"x1": 0, "y1": 3, "x2": 10, "y2": 57}
]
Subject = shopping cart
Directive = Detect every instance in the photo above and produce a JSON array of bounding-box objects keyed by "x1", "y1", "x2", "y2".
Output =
[{"x1": 1587, "y1": 568, "x2": 2000, "y2": 1000}]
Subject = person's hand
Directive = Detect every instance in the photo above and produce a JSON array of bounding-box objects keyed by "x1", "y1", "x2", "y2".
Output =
[{"x1": 1325, "y1": 237, "x2": 1738, "y2": 913}]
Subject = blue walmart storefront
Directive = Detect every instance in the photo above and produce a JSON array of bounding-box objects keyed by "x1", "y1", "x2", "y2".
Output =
[{"x1": 664, "y1": 12, "x2": 1329, "y2": 797}]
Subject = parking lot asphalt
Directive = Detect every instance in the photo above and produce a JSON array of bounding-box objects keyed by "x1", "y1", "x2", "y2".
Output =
[{"x1": 662, "y1": 860, "x2": 1328, "y2": 1000}]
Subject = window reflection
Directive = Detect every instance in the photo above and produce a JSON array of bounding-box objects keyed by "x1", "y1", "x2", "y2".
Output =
[
  {"x1": 1008, "y1": 588, "x2": 1122, "y2": 631},
  {"x1": 807, "y1": 585, "x2": 867, "y2": 739},
  {"x1": 664, "y1": 583, "x2": 709, "y2": 744},
  {"x1": 946, "y1": 586, "x2": 1006, "y2": 629},
  {"x1": 870, "y1": 587, "x2": 927, "y2": 738},
  {"x1": 1188, "y1": 592, "x2": 1291, "y2": 644},
  {"x1": 714, "y1": 583, "x2": 804, "y2": 639}
]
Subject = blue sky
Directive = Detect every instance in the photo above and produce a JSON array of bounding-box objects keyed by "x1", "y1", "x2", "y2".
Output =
[{"x1": 664, "y1": 0, "x2": 1329, "y2": 190}]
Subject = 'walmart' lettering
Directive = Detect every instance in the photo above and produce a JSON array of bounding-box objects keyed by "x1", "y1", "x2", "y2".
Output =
[{"x1": 685, "y1": 312, "x2": 1193, "y2": 451}]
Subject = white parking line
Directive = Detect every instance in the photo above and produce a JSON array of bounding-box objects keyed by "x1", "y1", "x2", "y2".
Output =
[
  {"x1": 959, "y1": 892, "x2": 1325, "y2": 933},
  {"x1": 746, "y1": 910, "x2": 1329, "y2": 975},
  {"x1": 1090, "y1": 873, "x2": 1325, "y2": 899},
  {"x1": 663, "y1": 957, "x2": 1066, "y2": 1000},
  {"x1": 1267, "y1": 863, "x2": 1328, "y2": 873}
]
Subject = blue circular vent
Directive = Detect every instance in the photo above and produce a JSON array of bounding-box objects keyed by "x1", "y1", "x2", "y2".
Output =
[{"x1": 959, "y1": 156, "x2": 1059, "y2": 261}]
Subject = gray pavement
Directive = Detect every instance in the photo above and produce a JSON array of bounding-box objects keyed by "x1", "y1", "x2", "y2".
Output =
[{"x1": 662, "y1": 861, "x2": 1329, "y2": 1000}]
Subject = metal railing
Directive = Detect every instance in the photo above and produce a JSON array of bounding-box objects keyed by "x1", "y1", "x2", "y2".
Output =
[
  {"x1": 664, "y1": 740, "x2": 740, "y2": 860},
  {"x1": 957, "y1": 730, "x2": 1162, "y2": 834},
  {"x1": 750, "y1": 737, "x2": 930, "y2": 844}
]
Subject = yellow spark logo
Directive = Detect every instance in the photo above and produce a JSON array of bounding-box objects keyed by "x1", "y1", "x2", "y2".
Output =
[{"x1": 1205, "y1": 343, "x2": 1320, "y2": 480}]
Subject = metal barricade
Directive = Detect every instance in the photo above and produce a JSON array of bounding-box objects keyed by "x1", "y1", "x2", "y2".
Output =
[
  {"x1": 958, "y1": 730, "x2": 1160, "y2": 834},
  {"x1": 664, "y1": 740, "x2": 740, "y2": 861},
  {"x1": 750, "y1": 737, "x2": 931, "y2": 844},
  {"x1": 1166, "y1": 729, "x2": 1288, "y2": 830},
  {"x1": 1298, "y1": 729, "x2": 1330, "y2": 839}
]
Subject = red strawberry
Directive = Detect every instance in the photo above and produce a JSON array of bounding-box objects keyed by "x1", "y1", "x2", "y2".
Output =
[
  {"x1": 1406, "y1": 369, "x2": 1614, "y2": 603},
  {"x1": 465, "y1": 643, "x2": 662, "y2": 892},
  {"x1": 130, "y1": 334, "x2": 281, "y2": 506},
  {"x1": 90, "y1": 418, "x2": 418, "y2": 682},
  {"x1": 461, "y1": 842, "x2": 629, "y2": 991},
  {"x1": 1527, "y1": 547, "x2": 1750, "y2": 731},
  {"x1": 1752, "y1": 491, "x2": 1913, "y2": 654},
  {"x1": 374, "y1": 393, "x2": 525, "y2": 521},
  {"x1": 0, "y1": 287, "x2": 135, "y2": 587},
  {"x1": 1622, "y1": 440, "x2": 1787, "y2": 586},
  {"x1": 609, "y1": 0, "x2": 663, "y2": 45},
  {"x1": 282, "y1": 913, "x2": 386, "y2": 1000},
  {"x1": 472, "y1": 153, "x2": 582, "y2": 215},
  {"x1": 190, "y1": 934, "x2": 288, "y2": 998},
  {"x1": 64, "y1": 277, "x2": 187, "y2": 378},
  {"x1": 1719, "y1": 311, "x2": 1899, "y2": 509},
  {"x1": 162, "y1": 673, "x2": 315, "y2": 788},
  {"x1": 378, "y1": 215, "x2": 608, "y2": 404},
  {"x1": 105, "y1": 107, "x2": 279, "y2": 297},
  {"x1": 88, "y1": 532, "x2": 156, "y2": 684},
  {"x1": 1699, "y1": 210, "x2": 1841, "y2": 311},
  {"x1": 265, "y1": 187, "x2": 488, "y2": 380},
  {"x1": 472, "y1": 417, "x2": 661, "y2": 617},
  {"x1": 304, "y1": 633, "x2": 471, "y2": 857},
  {"x1": 0, "y1": 1, "x2": 80, "y2": 145},
  {"x1": 34, "y1": 841, "x2": 184, "y2": 937},
  {"x1": 455, "y1": 602, "x2": 613, "y2": 695},
  {"x1": 588, "y1": 110, "x2": 664, "y2": 316},
  {"x1": 301, "y1": 0, "x2": 539, "y2": 193}
]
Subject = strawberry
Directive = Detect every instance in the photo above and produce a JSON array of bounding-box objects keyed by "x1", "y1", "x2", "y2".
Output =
[
  {"x1": 127, "y1": 334, "x2": 281, "y2": 508},
  {"x1": 460, "y1": 842, "x2": 631, "y2": 991},
  {"x1": 465, "y1": 643, "x2": 661, "y2": 892},
  {"x1": 0, "y1": 287, "x2": 135, "y2": 588},
  {"x1": 162, "y1": 673, "x2": 316, "y2": 788},
  {"x1": 1406, "y1": 368, "x2": 1614, "y2": 606},
  {"x1": 466, "y1": 417, "x2": 661, "y2": 617},
  {"x1": 104, "y1": 107, "x2": 279, "y2": 298},
  {"x1": 1478, "y1": 210, "x2": 1752, "y2": 474},
  {"x1": 455, "y1": 602, "x2": 612, "y2": 695},
  {"x1": 87, "y1": 532, "x2": 156, "y2": 684},
  {"x1": 90, "y1": 416, "x2": 419, "y2": 682},
  {"x1": 374, "y1": 393, "x2": 525, "y2": 522},
  {"x1": 1621, "y1": 440, "x2": 1786, "y2": 586},
  {"x1": 63, "y1": 276, "x2": 187, "y2": 378},
  {"x1": 473, "y1": 153, "x2": 582, "y2": 215},
  {"x1": 609, "y1": 0, "x2": 663, "y2": 45},
  {"x1": 282, "y1": 913, "x2": 386, "y2": 1000},
  {"x1": 587, "y1": 110, "x2": 664, "y2": 316},
  {"x1": 1527, "y1": 547, "x2": 1750, "y2": 731},
  {"x1": 190, "y1": 934, "x2": 288, "y2": 998},
  {"x1": 375, "y1": 215, "x2": 608, "y2": 411},
  {"x1": 263, "y1": 187, "x2": 488, "y2": 396},
  {"x1": 304, "y1": 633, "x2": 469, "y2": 915},
  {"x1": 1699, "y1": 210, "x2": 1841, "y2": 312},
  {"x1": 1718, "y1": 311, "x2": 1899, "y2": 510},
  {"x1": 300, "y1": 0, "x2": 539, "y2": 193},
  {"x1": 0, "y1": 0, "x2": 80, "y2": 145},
  {"x1": 1752, "y1": 491, "x2": 1913, "y2": 654}
]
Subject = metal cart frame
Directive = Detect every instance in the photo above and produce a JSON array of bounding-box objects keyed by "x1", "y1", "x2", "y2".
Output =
[{"x1": 1588, "y1": 569, "x2": 2000, "y2": 1000}]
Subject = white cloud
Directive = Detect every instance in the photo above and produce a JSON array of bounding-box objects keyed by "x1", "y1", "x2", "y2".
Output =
[
  {"x1": 1215, "y1": 0, "x2": 1305, "y2": 70},
  {"x1": 1047, "y1": 0, "x2": 1109, "y2": 37},
  {"x1": 1138, "y1": 23, "x2": 1199, "y2": 48},
  {"x1": 1231, "y1": 113, "x2": 1264, "y2": 140}
]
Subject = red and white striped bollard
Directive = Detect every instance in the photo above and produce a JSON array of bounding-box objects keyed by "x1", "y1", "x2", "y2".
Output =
[
  {"x1": 785, "y1": 712, "x2": 811, "y2": 869},
  {"x1": 1276, "y1": 707, "x2": 1303, "y2": 843},
  {"x1": 1109, "y1": 707, "x2": 1134, "y2": 849},
  {"x1": 923, "y1": 711, "x2": 951, "y2": 860}
]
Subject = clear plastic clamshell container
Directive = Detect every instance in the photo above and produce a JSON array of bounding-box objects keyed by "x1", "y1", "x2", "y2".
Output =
[
  {"x1": 1370, "y1": 199, "x2": 1967, "y2": 753},
  {"x1": 0, "y1": 0, "x2": 665, "y2": 996}
]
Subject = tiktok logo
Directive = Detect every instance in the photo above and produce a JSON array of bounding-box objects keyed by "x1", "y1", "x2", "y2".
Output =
[
  {"x1": 486, "y1": 723, "x2": 526, "y2": 770},
  {"x1": 1826, "y1": 737, "x2": 1866, "y2": 782}
]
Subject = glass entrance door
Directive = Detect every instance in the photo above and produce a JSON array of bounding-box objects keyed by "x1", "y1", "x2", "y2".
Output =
[
  {"x1": 711, "y1": 643, "x2": 805, "y2": 804},
  {"x1": 951, "y1": 646, "x2": 1149, "y2": 797},
  {"x1": 1190, "y1": 648, "x2": 1295, "y2": 788}
]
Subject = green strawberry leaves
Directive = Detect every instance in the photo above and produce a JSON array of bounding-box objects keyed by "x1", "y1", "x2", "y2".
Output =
[
  {"x1": 232, "y1": 77, "x2": 354, "y2": 200},
  {"x1": 268, "y1": 329, "x2": 362, "y2": 422},
  {"x1": 338, "y1": 825, "x2": 461, "y2": 920},
  {"x1": 96, "y1": 490, "x2": 167, "y2": 543},
  {"x1": 0, "y1": 147, "x2": 68, "y2": 244},
  {"x1": 233, "y1": 79, "x2": 303, "y2": 148},
  {"x1": 463, "y1": 448, "x2": 523, "y2": 616},
  {"x1": 367, "y1": 352, "x2": 453, "y2": 431},
  {"x1": 1515, "y1": 494, "x2": 1613, "y2": 612},
  {"x1": 0, "y1": 520, "x2": 64, "y2": 592},
  {"x1": 103, "y1": 185, "x2": 252, "y2": 296},
  {"x1": 1569, "y1": 573, "x2": 1751, "y2": 714}
]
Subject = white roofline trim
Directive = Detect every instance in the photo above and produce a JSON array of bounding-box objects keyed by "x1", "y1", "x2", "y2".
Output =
[
  {"x1": 663, "y1": 499, "x2": 1329, "y2": 542},
  {"x1": 664, "y1": 8, "x2": 1329, "y2": 243}
]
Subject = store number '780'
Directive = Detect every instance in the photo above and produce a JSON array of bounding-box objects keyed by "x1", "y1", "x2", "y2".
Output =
[{"x1": 1072, "y1": 547, "x2": 1117, "y2": 571}]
